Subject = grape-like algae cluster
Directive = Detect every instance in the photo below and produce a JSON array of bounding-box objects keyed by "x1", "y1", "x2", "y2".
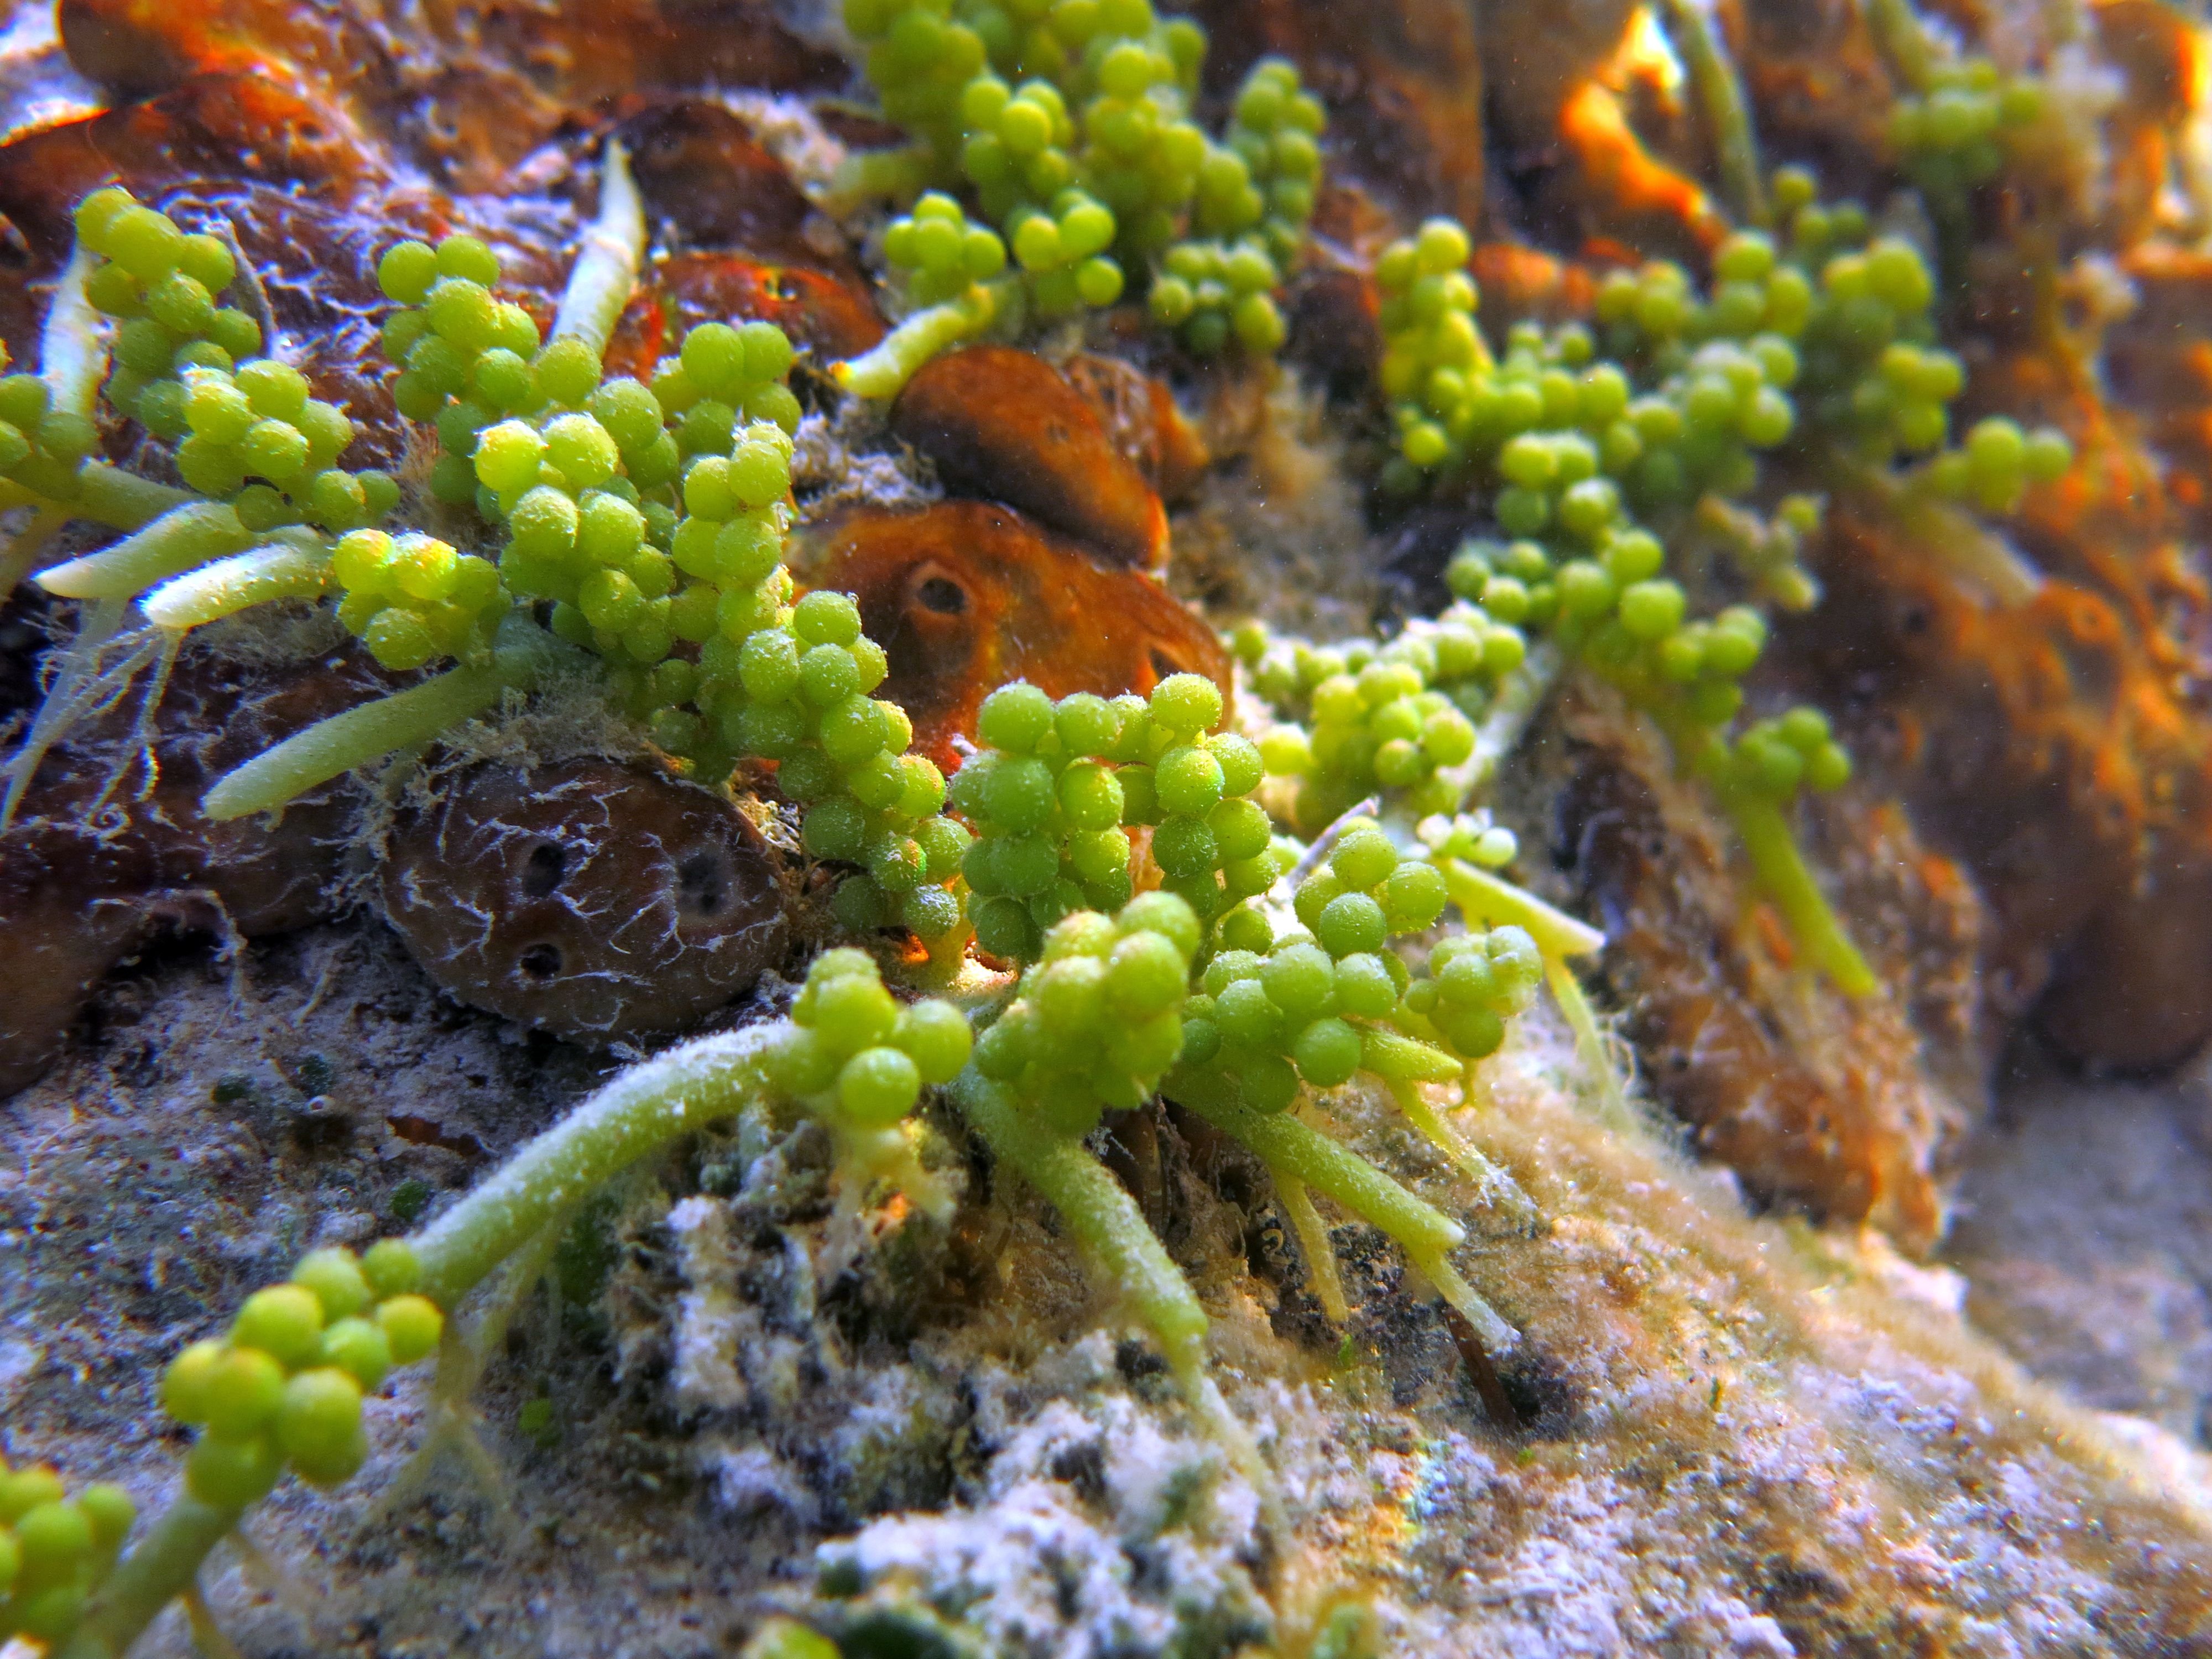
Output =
[{"x1": 4, "y1": 0, "x2": 2180, "y2": 1650}]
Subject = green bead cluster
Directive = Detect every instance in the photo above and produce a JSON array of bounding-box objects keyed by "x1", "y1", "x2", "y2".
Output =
[
  {"x1": 74, "y1": 186, "x2": 259, "y2": 418},
  {"x1": 1923, "y1": 414, "x2": 2073, "y2": 514},
  {"x1": 842, "y1": 0, "x2": 991, "y2": 163},
  {"x1": 765, "y1": 948, "x2": 974, "y2": 1128},
  {"x1": 0, "y1": 1459, "x2": 135, "y2": 1646},
  {"x1": 962, "y1": 0, "x2": 1205, "y2": 110},
  {"x1": 705, "y1": 587, "x2": 953, "y2": 939},
  {"x1": 1716, "y1": 706, "x2": 1851, "y2": 805},
  {"x1": 160, "y1": 1241, "x2": 444, "y2": 1509},
  {"x1": 1693, "y1": 492, "x2": 1825, "y2": 613},
  {"x1": 60, "y1": 186, "x2": 397, "y2": 533},
  {"x1": 0, "y1": 365, "x2": 97, "y2": 505},
  {"x1": 1887, "y1": 57, "x2": 2045, "y2": 198},
  {"x1": 882, "y1": 192, "x2": 1009, "y2": 306},
  {"x1": 1173, "y1": 823, "x2": 1471, "y2": 1111},
  {"x1": 332, "y1": 529, "x2": 507, "y2": 671},
  {"x1": 947, "y1": 673, "x2": 1279, "y2": 963},
  {"x1": 972, "y1": 891, "x2": 1201, "y2": 1135},
  {"x1": 1396, "y1": 920, "x2": 1545, "y2": 1063},
  {"x1": 1238, "y1": 617, "x2": 1515, "y2": 832},
  {"x1": 841, "y1": 0, "x2": 1321, "y2": 367},
  {"x1": 1064, "y1": 17, "x2": 1207, "y2": 259},
  {"x1": 1384, "y1": 222, "x2": 1802, "y2": 514},
  {"x1": 1149, "y1": 56, "x2": 1322, "y2": 356}
]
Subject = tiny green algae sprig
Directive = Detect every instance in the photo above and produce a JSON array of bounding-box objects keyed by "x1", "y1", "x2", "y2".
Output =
[{"x1": 832, "y1": 0, "x2": 1322, "y2": 397}]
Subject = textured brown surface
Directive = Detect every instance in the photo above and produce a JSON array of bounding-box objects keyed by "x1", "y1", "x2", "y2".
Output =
[
  {"x1": 380, "y1": 757, "x2": 791, "y2": 1043},
  {"x1": 890, "y1": 346, "x2": 1170, "y2": 571},
  {"x1": 789, "y1": 500, "x2": 1232, "y2": 770},
  {"x1": 0, "y1": 641, "x2": 388, "y2": 1093}
]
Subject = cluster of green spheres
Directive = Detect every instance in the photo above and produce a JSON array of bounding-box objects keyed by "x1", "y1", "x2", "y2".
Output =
[
  {"x1": 1149, "y1": 56, "x2": 1323, "y2": 356},
  {"x1": 0, "y1": 1459, "x2": 134, "y2": 1645},
  {"x1": 1238, "y1": 620, "x2": 1515, "y2": 834},
  {"x1": 1719, "y1": 706, "x2": 1853, "y2": 805},
  {"x1": 846, "y1": 0, "x2": 1322, "y2": 360},
  {"x1": 1176, "y1": 822, "x2": 1465, "y2": 1112},
  {"x1": 161, "y1": 1241, "x2": 443, "y2": 1510},
  {"x1": 973, "y1": 890, "x2": 1202, "y2": 1135},
  {"x1": 1887, "y1": 57, "x2": 2045, "y2": 198},
  {"x1": 948, "y1": 674, "x2": 1285, "y2": 964},
  {"x1": 67, "y1": 187, "x2": 397, "y2": 536},
  {"x1": 0, "y1": 360, "x2": 97, "y2": 507},
  {"x1": 333, "y1": 529, "x2": 505, "y2": 671},
  {"x1": 883, "y1": 192, "x2": 1011, "y2": 307},
  {"x1": 768, "y1": 948, "x2": 974, "y2": 1128}
]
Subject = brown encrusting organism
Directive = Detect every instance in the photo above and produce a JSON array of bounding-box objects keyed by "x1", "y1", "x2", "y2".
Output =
[
  {"x1": 380, "y1": 757, "x2": 790, "y2": 1042},
  {"x1": 11, "y1": 0, "x2": 2212, "y2": 1653}
]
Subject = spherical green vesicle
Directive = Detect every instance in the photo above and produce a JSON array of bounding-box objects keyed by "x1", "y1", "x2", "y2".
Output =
[
  {"x1": 276, "y1": 1366, "x2": 366, "y2": 1478},
  {"x1": 1149, "y1": 671, "x2": 1222, "y2": 735},
  {"x1": 978, "y1": 681, "x2": 1055, "y2": 750},
  {"x1": 185, "y1": 1431, "x2": 285, "y2": 1510},
  {"x1": 375, "y1": 1294, "x2": 445, "y2": 1364},
  {"x1": 202, "y1": 1345, "x2": 287, "y2": 1439},
  {"x1": 544, "y1": 412, "x2": 620, "y2": 489},
  {"x1": 378, "y1": 242, "x2": 440, "y2": 305},
  {"x1": 838, "y1": 1046, "x2": 924, "y2": 1126},
  {"x1": 291, "y1": 1247, "x2": 373, "y2": 1322},
  {"x1": 13, "y1": 1499, "x2": 93, "y2": 1589},
  {"x1": 320, "y1": 1317, "x2": 395, "y2": 1391},
  {"x1": 232, "y1": 1283, "x2": 325, "y2": 1369},
  {"x1": 894, "y1": 1000, "x2": 973, "y2": 1083}
]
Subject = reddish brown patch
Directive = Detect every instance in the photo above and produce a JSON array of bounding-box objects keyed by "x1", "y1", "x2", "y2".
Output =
[
  {"x1": 787, "y1": 500, "x2": 1231, "y2": 770},
  {"x1": 890, "y1": 347, "x2": 1169, "y2": 571}
]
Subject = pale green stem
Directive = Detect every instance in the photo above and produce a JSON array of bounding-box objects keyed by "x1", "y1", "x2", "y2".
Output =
[
  {"x1": 1274, "y1": 1172, "x2": 1349, "y2": 1324},
  {"x1": 1717, "y1": 787, "x2": 1879, "y2": 996},
  {"x1": 411, "y1": 1024, "x2": 782, "y2": 1306},
  {"x1": 42, "y1": 243, "x2": 109, "y2": 419},
  {"x1": 59, "y1": 1496, "x2": 244, "y2": 1659},
  {"x1": 1, "y1": 502, "x2": 71, "y2": 595},
  {"x1": 200, "y1": 613, "x2": 573, "y2": 821},
  {"x1": 1833, "y1": 456, "x2": 2042, "y2": 604},
  {"x1": 1862, "y1": 0, "x2": 1938, "y2": 93},
  {"x1": 1436, "y1": 858, "x2": 1607, "y2": 960},
  {"x1": 0, "y1": 596, "x2": 133, "y2": 831},
  {"x1": 1, "y1": 465, "x2": 197, "y2": 534},
  {"x1": 550, "y1": 138, "x2": 645, "y2": 361},
  {"x1": 1384, "y1": 1078, "x2": 1539, "y2": 1227},
  {"x1": 1543, "y1": 956, "x2": 1639, "y2": 1134},
  {"x1": 953, "y1": 1068, "x2": 1270, "y2": 1497},
  {"x1": 953, "y1": 1069, "x2": 1209, "y2": 1381},
  {"x1": 37, "y1": 502, "x2": 255, "y2": 602},
  {"x1": 139, "y1": 533, "x2": 331, "y2": 630},
  {"x1": 78, "y1": 465, "x2": 197, "y2": 531},
  {"x1": 1169, "y1": 1076, "x2": 1517, "y2": 1354},
  {"x1": 834, "y1": 280, "x2": 1008, "y2": 401},
  {"x1": 1657, "y1": 0, "x2": 1767, "y2": 225}
]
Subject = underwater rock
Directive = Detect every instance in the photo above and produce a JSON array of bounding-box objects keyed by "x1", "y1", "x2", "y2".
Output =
[
  {"x1": 889, "y1": 346, "x2": 1170, "y2": 570},
  {"x1": 1555, "y1": 688, "x2": 1984, "y2": 1251},
  {"x1": 0, "y1": 644, "x2": 382, "y2": 1095},
  {"x1": 379, "y1": 757, "x2": 790, "y2": 1044}
]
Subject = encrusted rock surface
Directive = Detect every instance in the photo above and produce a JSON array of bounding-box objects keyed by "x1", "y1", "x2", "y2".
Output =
[{"x1": 5, "y1": 924, "x2": 2211, "y2": 1656}]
